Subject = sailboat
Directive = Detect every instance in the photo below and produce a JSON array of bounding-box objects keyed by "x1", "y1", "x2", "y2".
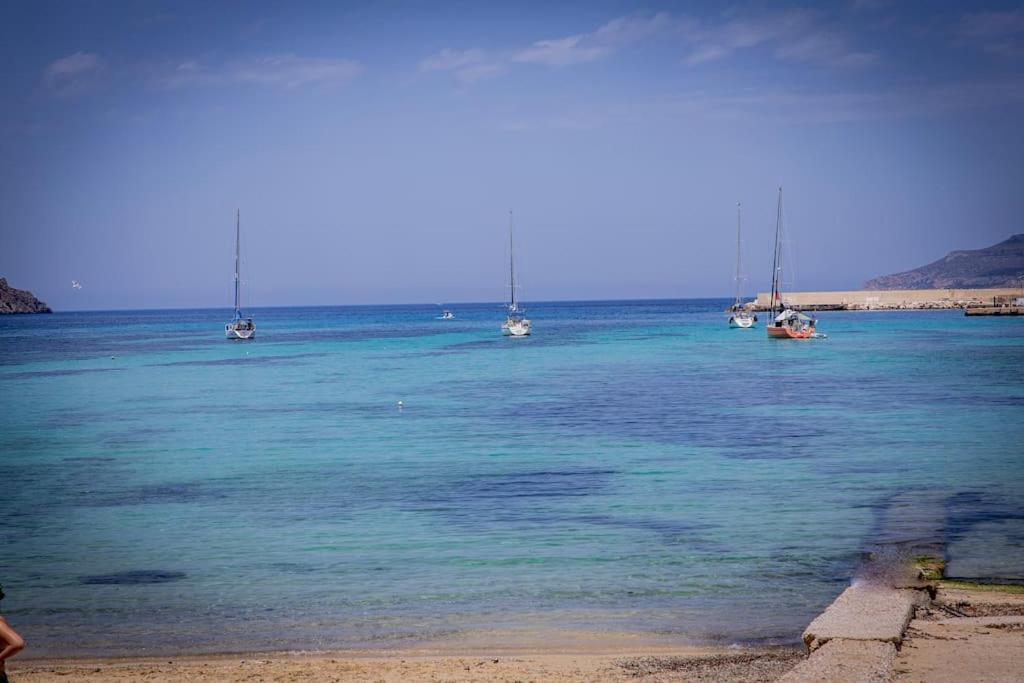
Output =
[
  {"x1": 767, "y1": 187, "x2": 817, "y2": 339},
  {"x1": 728, "y1": 202, "x2": 757, "y2": 328},
  {"x1": 501, "y1": 210, "x2": 531, "y2": 337},
  {"x1": 225, "y1": 209, "x2": 256, "y2": 340}
]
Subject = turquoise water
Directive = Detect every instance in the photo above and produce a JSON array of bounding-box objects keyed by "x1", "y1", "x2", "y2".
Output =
[{"x1": 2, "y1": 300, "x2": 1023, "y2": 656}]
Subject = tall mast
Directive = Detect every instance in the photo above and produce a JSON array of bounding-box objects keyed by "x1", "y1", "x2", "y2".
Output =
[
  {"x1": 734, "y1": 202, "x2": 742, "y2": 308},
  {"x1": 769, "y1": 187, "x2": 784, "y2": 314},
  {"x1": 508, "y1": 209, "x2": 516, "y2": 312},
  {"x1": 234, "y1": 209, "x2": 241, "y2": 317}
]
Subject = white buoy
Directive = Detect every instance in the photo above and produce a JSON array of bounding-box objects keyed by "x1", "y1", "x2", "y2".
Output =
[{"x1": 397, "y1": 400, "x2": 404, "y2": 411}]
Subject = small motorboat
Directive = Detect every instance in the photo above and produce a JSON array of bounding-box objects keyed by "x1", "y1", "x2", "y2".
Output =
[{"x1": 440, "y1": 309, "x2": 455, "y2": 320}]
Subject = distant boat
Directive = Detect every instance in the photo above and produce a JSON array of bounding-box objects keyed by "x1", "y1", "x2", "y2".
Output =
[
  {"x1": 728, "y1": 202, "x2": 757, "y2": 329},
  {"x1": 440, "y1": 309, "x2": 455, "y2": 320},
  {"x1": 225, "y1": 209, "x2": 256, "y2": 340},
  {"x1": 766, "y1": 187, "x2": 817, "y2": 339},
  {"x1": 501, "y1": 210, "x2": 531, "y2": 337}
]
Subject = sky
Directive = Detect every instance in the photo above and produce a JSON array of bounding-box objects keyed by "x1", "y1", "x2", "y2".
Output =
[{"x1": 1, "y1": 0, "x2": 1023, "y2": 310}]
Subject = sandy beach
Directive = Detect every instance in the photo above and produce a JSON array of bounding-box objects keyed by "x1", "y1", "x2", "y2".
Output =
[
  {"x1": 10, "y1": 583, "x2": 1024, "y2": 682},
  {"x1": 9, "y1": 630, "x2": 802, "y2": 682}
]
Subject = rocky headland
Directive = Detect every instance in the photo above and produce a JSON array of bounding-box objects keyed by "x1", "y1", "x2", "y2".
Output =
[
  {"x1": 0, "y1": 277, "x2": 52, "y2": 314},
  {"x1": 865, "y1": 234, "x2": 1024, "y2": 290}
]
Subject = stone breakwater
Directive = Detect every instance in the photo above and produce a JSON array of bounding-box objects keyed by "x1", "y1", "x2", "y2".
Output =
[
  {"x1": 753, "y1": 287, "x2": 1023, "y2": 312},
  {"x1": 0, "y1": 277, "x2": 51, "y2": 314},
  {"x1": 781, "y1": 570, "x2": 1024, "y2": 682}
]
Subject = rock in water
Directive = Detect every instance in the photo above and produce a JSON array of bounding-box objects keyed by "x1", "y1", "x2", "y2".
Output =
[
  {"x1": 865, "y1": 234, "x2": 1024, "y2": 290},
  {"x1": 0, "y1": 277, "x2": 52, "y2": 314}
]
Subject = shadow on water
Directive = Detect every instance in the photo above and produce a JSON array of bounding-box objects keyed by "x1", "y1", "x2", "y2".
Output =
[{"x1": 80, "y1": 570, "x2": 186, "y2": 585}]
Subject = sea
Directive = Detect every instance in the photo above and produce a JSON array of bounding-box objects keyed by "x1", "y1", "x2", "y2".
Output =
[{"x1": 1, "y1": 300, "x2": 1022, "y2": 656}]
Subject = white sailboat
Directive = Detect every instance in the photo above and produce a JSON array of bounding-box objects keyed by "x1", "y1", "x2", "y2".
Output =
[
  {"x1": 728, "y1": 202, "x2": 758, "y2": 328},
  {"x1": 225, "y1": 209, "x2": 256, "y2": 340},
  {"x1": 501, "y1": 210, "x2": 531, "y2": 337}
]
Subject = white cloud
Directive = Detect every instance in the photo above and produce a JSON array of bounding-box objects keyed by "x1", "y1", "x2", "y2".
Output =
[
  {"x1": 159, "y1": 55, "x2": 362, "y2": 89},
  {"x1": 42, "y1": 52, "x2": 105, "y2": 96}
]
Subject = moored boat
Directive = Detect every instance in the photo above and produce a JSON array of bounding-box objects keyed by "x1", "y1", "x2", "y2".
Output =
[
  {"x1": 728, "y1": 202, "x2": 758, "y2": 328},
  {"x1": 501, "y1": 210, "x2": 531, "y2": 337},
  {"x1": 766, "y1": 187, "x2": 818, "y2": 340},
  {"x1": 225, "y1": 209, "x2": 256, "y2": 340}
]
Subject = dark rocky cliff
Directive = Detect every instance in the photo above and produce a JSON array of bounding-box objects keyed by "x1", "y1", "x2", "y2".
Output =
[
  {"x1": 0, "y1": 277, "x2": 52, "y2": 313},
  {"x1": 864, "y1": 234, "x2": 1024, "y2": 290}
]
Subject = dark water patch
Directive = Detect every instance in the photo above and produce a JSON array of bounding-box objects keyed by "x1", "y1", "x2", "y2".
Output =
[
  {"x1": 945, "y1": 491, "x2": 1024, "y2": 541},
  {"x1": 274, "y1": 327, "x2": 452, "y2": 343},
  {"x1": 462, "y1": 468, "x2": 618, "y2": 500},
  {"x1": 80, "y1": 481, "x2": 226, "y2": 507},
  {"x1": 102, "y1": 426, "x2": 174, "y2": 448},
  {"x1": 152, "y1": 351, "x2": 329, "y2": 368},
  {"x1": 407, "y1": 468, "x2": 619, "y2": 529},
  {"x1": 80, "y1": 570, "x2": 186, "y2": 585},
  {"x1": 1, "y1": 367, "x2": 123, "y2": 380},
  {"x1": 62, "y1": 456, "x2": 117, "y2": 463},
  {"x1": 576, "y1": 513, "x2": 721, "y2": 548}
]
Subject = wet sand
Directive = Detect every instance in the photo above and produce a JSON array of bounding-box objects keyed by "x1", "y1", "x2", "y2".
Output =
[{"x1": 9, "y1": 630, "x2": 802, "y2": 682}]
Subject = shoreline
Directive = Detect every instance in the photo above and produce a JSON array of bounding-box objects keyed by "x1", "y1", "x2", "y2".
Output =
[{"x1": 10, "y1": 632, "x2": 803, "y2": 682}]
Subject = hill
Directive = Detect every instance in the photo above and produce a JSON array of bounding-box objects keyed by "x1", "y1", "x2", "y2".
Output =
[
  {"x1": 0, "y1": 277, "x2": 52, "y2": 313},
  {"x1": 864, "y1": 234, "x2": 1024, "y2": 290}
]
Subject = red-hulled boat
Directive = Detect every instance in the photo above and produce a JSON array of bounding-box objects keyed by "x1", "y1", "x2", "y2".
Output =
[{"x1": 766, "y1": 187, "x2": 819, "y2": 340}]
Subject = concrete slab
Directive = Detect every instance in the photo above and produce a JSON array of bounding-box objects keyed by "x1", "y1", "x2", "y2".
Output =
[
  {"x1": 779, "y1": 640, "x2": 896, "y2": 683},
  {"x1": 803, "y1": 585, "x2": 918, "y2": 651}
]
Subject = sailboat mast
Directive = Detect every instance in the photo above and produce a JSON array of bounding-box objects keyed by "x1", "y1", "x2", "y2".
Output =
[
  {"x1": 770, "y1": 187, "x2": 784, "y2": 314},
  {"x1": 234, "y1": 209, "x2": 241, "y2": 317},
  {"x1": 734, "y1": 202, "x2": 742, "y2": 308},
  {"x1": 508, "y1": 209, "x2": 516, "y2": 312}
]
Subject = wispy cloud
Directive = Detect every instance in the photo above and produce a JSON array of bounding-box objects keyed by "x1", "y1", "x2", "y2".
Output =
[
  {"x1": 513, "y1": 12, "x2": 673, "y2": 67},
  {"x1": 421, "y1": 10, "x2": 875, "y2": 84},
  {"x1": 660, "y1": 79, "x2": 1024, "y2": 124},
  {"x1": 159, "y1": 55, "x2": 362, "y2": 89},
  {"x1": 955, "y1": 9, "x2": 1024, "y2": 58},
  {"x1": 42, "y1": 52, "x2": 106, "y2": 97},
  {"x1": 682, "y1": 11, "x2": 878, "y2": 68},
  {"x1": 420, "y1": 12, "x2": 675, "y2": 81},
  {"x1": 416, "y1": 48, "x2": 504, "y2": 82}
]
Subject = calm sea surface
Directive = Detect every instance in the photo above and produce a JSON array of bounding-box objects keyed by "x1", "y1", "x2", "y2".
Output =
[{"x1": 2, "y1": 300, "x2": 1023, "y2": 656}]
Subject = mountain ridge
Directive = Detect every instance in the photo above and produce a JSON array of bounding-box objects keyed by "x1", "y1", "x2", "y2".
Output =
[{"x1": 864, "y1": 234, "x2": 1024, "y2": 290}]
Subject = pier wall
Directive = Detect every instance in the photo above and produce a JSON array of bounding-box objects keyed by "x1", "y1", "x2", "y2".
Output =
[{"x1": 753, "y1": 288, "x2": 1023, "y2": 311}]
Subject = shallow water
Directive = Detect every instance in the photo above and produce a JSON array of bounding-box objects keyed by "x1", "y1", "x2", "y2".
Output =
[{"x1": 1, "y1": 300, "x2": 1022, "y2": 656}]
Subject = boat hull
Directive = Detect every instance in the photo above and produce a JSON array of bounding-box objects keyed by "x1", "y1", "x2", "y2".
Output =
[
  {"x1": 767, "y1": 324, "x2": 815, "y2": 339},
  {"x1": 225, "y1": 321, "x2": 256, "y2": 340},
  {"x1": 502, "y1": 319, "x2": 531, "y2": 336},
  {"x1": 729, "y1": 314, "x2": 756, "y2": 328}
]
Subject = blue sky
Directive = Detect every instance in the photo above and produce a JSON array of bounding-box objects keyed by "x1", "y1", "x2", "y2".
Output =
[{"x1": 2, "y1": 1, "x2": 1023, "y2": 310}]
